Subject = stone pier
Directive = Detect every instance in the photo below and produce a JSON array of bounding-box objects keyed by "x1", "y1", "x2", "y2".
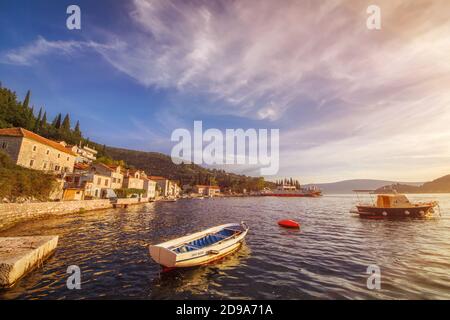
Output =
[{"x1": 0, "y1": 236, "x2": 59, "y2": 287}]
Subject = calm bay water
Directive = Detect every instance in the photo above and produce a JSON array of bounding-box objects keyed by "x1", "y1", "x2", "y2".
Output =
[{"x1": 0, "y1": 194, "x2": 449, "y2": 300}]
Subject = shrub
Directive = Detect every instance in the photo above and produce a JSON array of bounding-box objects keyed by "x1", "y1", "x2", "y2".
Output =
[
  {"x1": 114, "y1": 188, "x2": 145, "y2": 198},
  {"x1": 0, "y1": 151, "x2": 57, "y2": 202}
]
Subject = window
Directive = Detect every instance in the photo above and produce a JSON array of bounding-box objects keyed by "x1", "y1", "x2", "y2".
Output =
[
  {"x1": 29, "y1": 159, "x2": 34, "y2": 167},
  {"x1": 46, "y1": 149, "x2": 50, "y2": 155},
  {"x1": 118, "y1": 179, "x2": 121, "y2": 183},
  {"x1": 32, "y1": 145, "x2": 37, "y2": 152},
  {"x1": 67, "y1": 157, "x2": 70, "y2": 161},
  {"x1": 113, "y1": 178, "x2": 116, "y2": 183},
  {"x1": 43, "y1": 162, "x2": 47, "y2": 169},
  {"x1": 55, "y1": 165, "x2": 60, "y2": 171},
  {"x1": 97, "y1": 178, "x2": 101, "y2": 185},
  {"x1": 58, "y1": 153, "x2": 61, "y2": 158},
  {"x1": 1, "y1": 142, "x2": 7, "y2": 149},
  {"x1": 105, "y1": 179, "x2": 109, "y2": 186}
]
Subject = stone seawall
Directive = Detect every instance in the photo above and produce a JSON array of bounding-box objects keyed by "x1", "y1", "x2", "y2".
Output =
[{"x1": 0, "y1": 200, "x2": 113, "y2": 231}]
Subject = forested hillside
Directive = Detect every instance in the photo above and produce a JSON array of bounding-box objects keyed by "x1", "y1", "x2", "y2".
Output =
[{"x1": 0, "y1": 82, "x2": 274, "y2": 192}]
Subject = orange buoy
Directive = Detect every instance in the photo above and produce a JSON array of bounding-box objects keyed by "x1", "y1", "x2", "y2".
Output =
[{"x1": 278, "y1": 219, "x2": 300, "y2": 229}]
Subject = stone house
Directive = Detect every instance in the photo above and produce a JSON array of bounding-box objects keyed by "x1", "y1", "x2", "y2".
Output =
[
  {"x1": 61, "y1": 142, "x2": 97, "y2": 164},
  {"x1": 122, "y1": 169, "x2": 145, "y2": 190},
  {"x1": 0, "y1": 127, "x2": 76, "y2": 173},
  {"x1": 149, "y1": 176, "x2": 180, "y2": 197},
  {"x1": 65, "y1": 163, "x2": 117, "y2": 199},
  {"x1": 90, "y1": 163, "x2": 123, "y2": 189},
  {"x1": 65, "y1": 172, "x2": 115, "y2": 199},
  {"x1": 142, "y1": 177, "x2": 157, "y2": 199},
  {"x1": 193, "y1": 185, "x2": 221, "y2": 197}
]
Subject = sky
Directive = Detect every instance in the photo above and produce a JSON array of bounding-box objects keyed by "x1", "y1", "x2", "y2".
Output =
[{"x1": 1, "y1": 0, "x2": 450, "y2": 183}]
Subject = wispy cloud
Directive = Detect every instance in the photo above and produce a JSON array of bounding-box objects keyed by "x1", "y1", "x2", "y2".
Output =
[{"x1": 1, "y1": 36, "x2": 122, "y2": 66}]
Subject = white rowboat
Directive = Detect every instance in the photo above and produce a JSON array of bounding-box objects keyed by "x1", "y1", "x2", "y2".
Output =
[{"x1": 149, "y1": 222, "x2": 249, "y2": 268}]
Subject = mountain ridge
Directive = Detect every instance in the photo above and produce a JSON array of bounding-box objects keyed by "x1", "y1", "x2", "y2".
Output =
[{"x1": 304, "y1": 179, "x2": 423, "y2": 194}]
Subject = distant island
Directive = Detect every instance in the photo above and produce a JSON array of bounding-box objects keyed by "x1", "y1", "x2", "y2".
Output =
[
  {"x1": 304, "y1": 179, "x2": 423, "y2": 194},
  {"x1": 375, "y1": 175, "x2": 450, "y2": 193},
  {"x1": 306, "y1": 175, "x2": 450, "y2": 194}
]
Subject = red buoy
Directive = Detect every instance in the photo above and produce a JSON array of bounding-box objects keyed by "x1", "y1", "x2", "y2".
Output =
[{"x1": 278, "y1": 219, "x2": 300, "y2": 228}]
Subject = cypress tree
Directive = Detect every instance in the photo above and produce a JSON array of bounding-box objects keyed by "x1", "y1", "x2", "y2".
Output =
[
  {"x1": 53, "y1": 113, "x2": 62, "y2": 129},
  {"x1": 36, "y1": 107, "x2": 42, "y2": 122},
  {"x1": 41, "y1": 112, "x2": 47, "y2": 128},
  {"x1": 62, "y1": 114, "x2": 71, "y2": 131},
  {"x1": 74, "y1": 120, "x2": 81, "y2": 134},
  {"x1": 34, "y1": 108, "x2": 42, "y2": 132},
  {"x1": 22, "y1": 90, "x2": 31, "y2": 109}
]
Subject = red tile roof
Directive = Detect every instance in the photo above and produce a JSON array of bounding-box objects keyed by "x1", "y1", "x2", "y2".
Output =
[
  {"x1": 94, "y1": 162, "x2": 114, "y2": 171},
  {"x1": 0, "y1": 127, "x2": 77, "y2": 156},
  {"x1": 74, "y1": 162, "x2": 90, "y2": 170}
]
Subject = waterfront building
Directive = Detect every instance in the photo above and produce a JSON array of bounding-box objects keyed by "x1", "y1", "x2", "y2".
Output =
[
  {"x1": 0, "y1": 127, "x2": 76, "y2": 173},
  {"x1": 122, "y1": 169, "x2": 146, "y2": 190},
  {"x1": 90, "y1": 163, "x2": 123, "y2": 189},
  {"x1": 64, "y1": 170, "x2": 116, "y2": 199},
  {"x1": 193, "y1": 185, "x2": 221, "y2": 197},
  {"x1": 149, "y1": 176, "x2": 180, "y2": 197},
  {"x1": 143, "y1": 177, "x2": 157, "y2": 199}
]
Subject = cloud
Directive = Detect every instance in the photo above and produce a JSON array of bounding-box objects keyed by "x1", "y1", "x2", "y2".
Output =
[
  {"x1": 3, "y1": 0, "x2": 450, "y2": 181},
  {"x1": 91, "y1": 0, "x2": 450, "y2": 124},
  {"x1": 1, "y1": 36, "x2": 122, "y2": 66}
]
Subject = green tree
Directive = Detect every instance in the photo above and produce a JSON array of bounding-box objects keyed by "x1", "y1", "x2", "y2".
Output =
[
  {"x1": 74, "y1": 120, "x2": 81, "y2": 134},
  {"x1": 61, "y1": 114, "x2": 71, "y2": 132},
  {"x1": 22, "y1": 90, "x2": 31, "y2": 109},
  {"x1": 52, "y1": 113, "x2": 62, "y2": 129}
]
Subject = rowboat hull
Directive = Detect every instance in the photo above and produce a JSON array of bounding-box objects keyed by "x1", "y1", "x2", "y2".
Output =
[{"x1": 149, "y1": 223, "x2": 248, "y2": 268}]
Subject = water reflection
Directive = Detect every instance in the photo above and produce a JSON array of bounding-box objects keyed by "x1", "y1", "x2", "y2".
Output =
[
  {"x1": 0, "y1": 195, "x2": 449, "y2": 299},
  {"x1": 150, "y1": 244, "x2": 251, "y2": 299}
]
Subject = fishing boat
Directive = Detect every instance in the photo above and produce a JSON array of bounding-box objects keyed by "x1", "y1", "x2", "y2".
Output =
[
  {"x1": 260, "y1": 185, "x2": 322, "y2": 197},
  {"x1": 149, "y1": 222, "x2": 249, "y2": 268},
  {"x1": 351, "y1": 190, "x2": 439, "y2": 218}
]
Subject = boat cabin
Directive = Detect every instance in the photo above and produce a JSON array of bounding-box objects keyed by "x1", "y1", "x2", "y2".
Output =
[{"x1": 376, "y1": 194, "x2": 412, "y2": 208}]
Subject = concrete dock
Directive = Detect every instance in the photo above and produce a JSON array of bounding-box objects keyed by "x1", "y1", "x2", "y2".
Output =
[{"x1": 0, "y1": 236, "x2": 59, "y2": 287}]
